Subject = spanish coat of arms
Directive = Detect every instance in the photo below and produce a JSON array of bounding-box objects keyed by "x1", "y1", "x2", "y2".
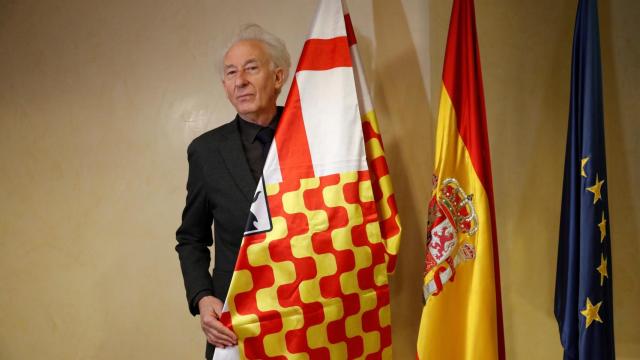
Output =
[{"x1": 423, "y1": 176, "x2": 479, "y2": 301}]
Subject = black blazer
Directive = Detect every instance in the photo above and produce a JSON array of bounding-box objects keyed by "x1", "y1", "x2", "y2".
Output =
[{"x1": 176, "y1": 116, "x2": 256, "y2": 359}]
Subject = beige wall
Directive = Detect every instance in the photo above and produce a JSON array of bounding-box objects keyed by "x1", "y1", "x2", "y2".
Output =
[{"x1": 0, "y1": 0, "x2": 637, "y2": 359}]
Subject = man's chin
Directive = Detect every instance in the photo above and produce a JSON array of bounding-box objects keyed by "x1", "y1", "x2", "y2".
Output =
[{"x1": 234, "y1": 104, "x2": 257, "y2": 115}]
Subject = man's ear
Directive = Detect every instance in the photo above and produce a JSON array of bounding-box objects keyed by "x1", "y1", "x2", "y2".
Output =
[{"x1": 274, "y1": 68, "x2": 285, "y2": 90}]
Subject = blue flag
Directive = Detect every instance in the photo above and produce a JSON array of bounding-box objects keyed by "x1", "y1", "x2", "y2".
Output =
[{"x1": 554, "y1": 0, "x2": 615, "y2": 359}]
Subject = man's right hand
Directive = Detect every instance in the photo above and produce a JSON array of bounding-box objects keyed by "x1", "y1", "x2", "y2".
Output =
[{"x1": 198, "y1": 295, "x2": 238, "y2": 348}]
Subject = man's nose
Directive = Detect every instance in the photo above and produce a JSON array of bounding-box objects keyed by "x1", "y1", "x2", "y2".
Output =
[{"x1": 235, "y1": 71, "x2": 249, "y2": 87}]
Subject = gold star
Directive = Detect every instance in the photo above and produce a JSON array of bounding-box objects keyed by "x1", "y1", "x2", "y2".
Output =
[
  {"x1": 596, "y1": 254, "x2": 608, "y2": 286},
  {"x1": 581, "y1": 157, "x2": 590, "y2": 178},
  {"x1": 586, "y1": 173, "x2": 605, "y2": 204},
  {"x1": 598, "y1": 211, "x2": 607, "y2": 243},
  {"x1": 581, "y1": 297, "x2": 603, "y2": 328}
]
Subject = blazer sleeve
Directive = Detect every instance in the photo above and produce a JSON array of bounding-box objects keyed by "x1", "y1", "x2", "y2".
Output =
[{"x1": 175, "y1": 141, "x2": 215, "y2": 316}]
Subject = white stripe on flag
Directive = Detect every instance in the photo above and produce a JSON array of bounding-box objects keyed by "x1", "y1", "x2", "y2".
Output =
[
  {"x1": 263, "y1": 140, "x2": 282, "y2": 185},
  {"x1": 308, "y1": 0, "x2": 346, "y2": 39},
  {"x1": 297, "y1": 67, "x2": 367, "y2": 177},
  {"x1": 349, "y1": 45, "x2": 374, "y2": 115}
]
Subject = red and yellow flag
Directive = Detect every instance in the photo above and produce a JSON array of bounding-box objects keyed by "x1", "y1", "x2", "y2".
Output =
[
  {"x1": 417, "y1": 0, "x2": 505, "y2": 359},
  {"x1": 215, "y1": 1, "x2": 400, "y2": 359}
]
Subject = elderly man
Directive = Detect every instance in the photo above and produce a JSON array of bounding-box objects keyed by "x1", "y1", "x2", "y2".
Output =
[{"x1": 175, "y1": 24, "x2": 291, "y2": 359}]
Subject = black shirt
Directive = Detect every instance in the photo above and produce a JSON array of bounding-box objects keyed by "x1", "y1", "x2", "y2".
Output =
[{"x1": 236, "y1": 106, "x2": 282, "y2": 183}]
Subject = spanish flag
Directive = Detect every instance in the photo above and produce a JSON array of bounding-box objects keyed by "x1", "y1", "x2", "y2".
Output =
[{"x1": 416, "y1": 0, "x2": 505, "y2": 359}]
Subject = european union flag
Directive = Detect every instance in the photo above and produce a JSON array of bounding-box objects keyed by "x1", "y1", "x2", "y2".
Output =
[{"x1": 554, "y1": 0, "x2": 615, "y2": 359}]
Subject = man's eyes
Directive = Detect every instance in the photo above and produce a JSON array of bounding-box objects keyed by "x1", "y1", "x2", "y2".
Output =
[{"x1": 224, "y1": 64, "x2": 260, "y2": 80}]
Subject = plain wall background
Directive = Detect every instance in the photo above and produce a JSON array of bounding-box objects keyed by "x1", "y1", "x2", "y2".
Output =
[{"x1": 0, "y1": 0, "x2": 638, "y2": 359}]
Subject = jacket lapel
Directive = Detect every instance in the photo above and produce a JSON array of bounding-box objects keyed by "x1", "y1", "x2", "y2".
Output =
[{"x1": 218, "y1": 118, "x2": 257, "y2": 202}]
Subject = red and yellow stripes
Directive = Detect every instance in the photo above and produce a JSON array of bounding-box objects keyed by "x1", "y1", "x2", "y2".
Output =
[{"x1": 417, "y1": 0, "x2": 504, "y2": 359}]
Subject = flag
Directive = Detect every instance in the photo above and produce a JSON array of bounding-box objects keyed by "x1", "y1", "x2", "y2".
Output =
[
  {"x1": 344, "y1": 3, "x2": 401, "y2": 275},
  {"x1": 214, "y1": 0, "x2": 401, "y2": 358},
  {"x1": 416, "y1": 0, "x2": 505, "y2": 359},
  {"x1": 554, "y1": 0, "x2": 615, "y2": 358}
]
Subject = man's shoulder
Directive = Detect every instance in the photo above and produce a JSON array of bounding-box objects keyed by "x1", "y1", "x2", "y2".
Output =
[{"x1": 188, "y1": 118, "x2": 238, "y2": 153}]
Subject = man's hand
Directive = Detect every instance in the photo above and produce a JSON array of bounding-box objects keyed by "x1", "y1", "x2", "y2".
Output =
[{"x1": 198, "y1": 296, "x2": 238, "y2": 348}]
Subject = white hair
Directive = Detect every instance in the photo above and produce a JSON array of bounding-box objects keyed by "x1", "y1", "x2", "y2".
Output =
[{"x1": 220, "y1": 24, "x2": 291, "y2": 84}]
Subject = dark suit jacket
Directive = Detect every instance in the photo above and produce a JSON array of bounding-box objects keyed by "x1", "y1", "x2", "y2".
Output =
[{"x1": 175, "y1": 116, "x2": 256, "y2": 360}]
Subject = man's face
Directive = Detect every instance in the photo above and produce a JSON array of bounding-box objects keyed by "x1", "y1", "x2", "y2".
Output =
[{"x1": 222, "y1": 40, "x2": 284, "y2": 122}]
